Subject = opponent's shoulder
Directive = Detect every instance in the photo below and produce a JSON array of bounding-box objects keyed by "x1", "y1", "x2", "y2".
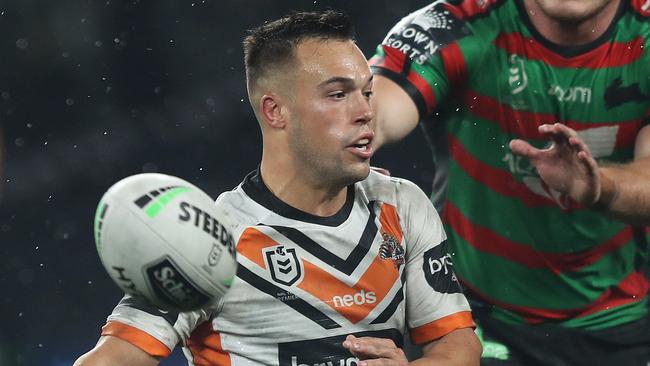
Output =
[
  {"x1": 380, "y1": 0, "x2": 509, "y2": 64},
  {"x1": 629, "y1": 0, "x2": 650, "y2": 18}
]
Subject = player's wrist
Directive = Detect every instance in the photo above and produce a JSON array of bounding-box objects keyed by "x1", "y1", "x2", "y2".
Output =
[{"x1": 591, "y1": 170, "x2": 619, "y2": 211}]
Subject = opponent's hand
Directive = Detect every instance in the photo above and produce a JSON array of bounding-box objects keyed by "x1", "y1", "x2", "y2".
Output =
[
  {"x1": 509, "y1": 123, "x2": 601, "y2": 206},
  {"x1": 342, "y1": 335, "x2": 408, "y2": 366}
]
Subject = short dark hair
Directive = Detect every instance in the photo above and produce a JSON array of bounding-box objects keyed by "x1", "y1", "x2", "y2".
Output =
[{"x1": 243, "y1": 10, "x2": 355, "y2": 91}]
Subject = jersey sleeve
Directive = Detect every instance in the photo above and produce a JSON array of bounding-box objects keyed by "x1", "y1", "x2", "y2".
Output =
[
  {"x1": 101, "y1": 295, "x2": 213, "y2": 357},
  {"x1": 369, "y1": 1, "x2": 474, "y2": 119},
  {"x1": 397, "y1": 179, "x2": 474, "y2": 344}
]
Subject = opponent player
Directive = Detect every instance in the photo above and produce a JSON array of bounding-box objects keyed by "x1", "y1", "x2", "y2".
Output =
[
  {"x1": 369, "y1": 0, "x2": 650, "y2": 364},
  {"x1": 73, "y1": 10, "x2": 481, "y2": 366}
]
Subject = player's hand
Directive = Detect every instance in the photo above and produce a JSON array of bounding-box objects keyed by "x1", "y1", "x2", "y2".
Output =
[
  {"x1": 342, "y1": 335, "x2": 408, "y2": 366},
  {"x1": 509, "y1": 123, "x2": 601, "y2": 207}
]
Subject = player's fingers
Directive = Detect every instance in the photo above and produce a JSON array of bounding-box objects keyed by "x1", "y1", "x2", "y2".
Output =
[
  {"x1": 538, "y1": 124, "x2": 570, "y2": 147},
  {"x1": 509, "y1": 139, "x2": 543, "y2": 159},
  {"x1": 577, "y1": 151, "x2": 599, "y2": 177},
  {"x1": 343, "y1": 337, "x2": 404, "y2": 360},
  {"x1": 568, "y1": 136, "x2": 592, "y2": 157}
]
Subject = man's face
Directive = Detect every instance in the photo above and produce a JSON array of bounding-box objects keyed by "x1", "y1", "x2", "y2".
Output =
[
  {"x1": 531, "y1": 0, "x2": 615, "y2": 24},
  {"x1": 286, "y1": 39, "x2": 374, "y2": 187}
]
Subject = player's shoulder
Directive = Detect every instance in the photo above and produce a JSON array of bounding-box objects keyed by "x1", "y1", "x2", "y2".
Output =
[
  {"x1": 399, "y1": 0, "x2": 508, "y2": 25},
  {"x1": 629, "y1": 0, "x2": 650, "y2": 19},
  {"x1": 359, "y1": 170, "x2": 430, "y2": 208},
  {"x1": 213, "y1": 178, "x2": 262, "y2": 229}
]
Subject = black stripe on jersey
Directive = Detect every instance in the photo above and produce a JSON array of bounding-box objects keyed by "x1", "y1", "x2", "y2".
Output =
[
  {"x1": 370, "y1": 286, "x2": 404, "y2": 325},
  {"x1": 242, "y1": 170, "x2": 355, "y2": 227},
  {"x1": 237, "y1": 265, "x2": 342, "y2": 330},
  {"x1": 266, "y1": 201, "x2": 378, "y2": 276},
  {"x1": 370, "y1": 270, "x2": 406, "y2": 325},
  {"x1": 118, "y1": 296, "x2": 179, "y2": 326}
]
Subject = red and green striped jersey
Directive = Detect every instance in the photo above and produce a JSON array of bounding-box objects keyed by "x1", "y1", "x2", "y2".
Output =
[{"x1": 371, "y1": 0, "x2": 650, "y2": 330}]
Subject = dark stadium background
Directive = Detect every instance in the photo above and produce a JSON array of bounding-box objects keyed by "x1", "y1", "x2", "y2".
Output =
[{"x1": 0, "y1": 1, "x2": 434, "y2": 365}]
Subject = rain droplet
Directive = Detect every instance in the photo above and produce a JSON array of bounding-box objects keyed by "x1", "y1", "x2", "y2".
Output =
[
  {"x1": 113, "y1": 37, "x2": 120, "y2": 44},
  {"x1": 65, "y1": 98, "x2": 75, "y2": 106},
  {"x1": 169, "y1": 39, "x2": 174, "y2": 43},
  {"x1": 95, "y1": 41, "x2": 103, "y2": 47},
  {"x1": 103, "y1": 131, "x2": 108, "y2": 135},
  {"x1": 26, "y1": 123, "x2": 32, "y2": 128},
  {"x1": 153, "y1": 86, "x2": 161, "y2": 94},
  {"x1": 16, "y1": 38, "x2": 28, "y2": 49},
  {"x1": 206, "y1": 97, "x2": 215, "y2": 106},
  {"x1": 14, "y1": 138, "x2": 25, "y2": 147},
  {"x1": 62, "y1": 51, "x2": 70, "y2": 58},
  {"x1": 1, "y1": 91, "x2": 9, "y2": 100},
  {"x1": 88, "y1": 280, "x2": 93, "y2": 285},
  {"x1": 199, "y1": 167, "x2": 203, "y2": 171},
  {"x1": 18, "y1": 312, "x2": 23, "y2": 317}
]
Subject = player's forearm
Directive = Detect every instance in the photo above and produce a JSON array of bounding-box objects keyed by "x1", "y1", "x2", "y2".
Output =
[
  {"x1": 411, "y1": 328, "x2": 481, "y2": 366},
  {"x1": 371, "y1": 75, "x2": 420, "y2": 149},
  {"x1": 595, "y1": 157, "x2": 650, "y2": 225}
]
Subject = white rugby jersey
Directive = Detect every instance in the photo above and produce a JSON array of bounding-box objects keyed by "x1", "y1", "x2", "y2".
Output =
[{"x1": 101, "y1": 170, "x2": 474, "y2": 365}]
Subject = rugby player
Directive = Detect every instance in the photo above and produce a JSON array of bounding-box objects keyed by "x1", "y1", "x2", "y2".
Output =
[
  {"x1": 369, "y1": 0, "x2": 650, "y2": 364},
  {"x1": 74, "y1": 10, "x2": 481, "y2": 366}
]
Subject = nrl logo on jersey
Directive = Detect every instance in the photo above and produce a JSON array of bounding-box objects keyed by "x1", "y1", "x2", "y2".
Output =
[
  {"x1": 264, "y1": 245, "x2": 302, "y2": 286},
  {"x1": 379, "y1": 232, "x2": 405, "y2": 268}
]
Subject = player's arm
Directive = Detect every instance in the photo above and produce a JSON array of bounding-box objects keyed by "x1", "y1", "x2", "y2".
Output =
[
  {"x1": 371, "y1": 74, "x2": 420, "y2": 149},
  {"x1": 343, "y1": 327, "x2": 480, "y2": 366},
  {"x1": 597, "y1": 124, "x2": 650, "y2": 223},
  {"x1": 510, "y1": 124, "x2": 650, "y2": 224},
  {"x1": 416, "y1": 328, "x2": 481, "y2": 366},
  {"x1": 73, "y1": 335, "x2": 159, "y2": 366}
]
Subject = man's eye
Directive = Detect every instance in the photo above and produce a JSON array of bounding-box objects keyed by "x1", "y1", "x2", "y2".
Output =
[
  {"x1": 363, "y1": 91, "x2": 373, "y2": 99},
  {"x1": 330, "y1": 92, "x2": 346, "y2": 99}
]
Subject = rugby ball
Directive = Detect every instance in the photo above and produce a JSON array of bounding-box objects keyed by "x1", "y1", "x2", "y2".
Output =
[{"x1": 93, "y1": 173, "x2": 237, "y2": 312}]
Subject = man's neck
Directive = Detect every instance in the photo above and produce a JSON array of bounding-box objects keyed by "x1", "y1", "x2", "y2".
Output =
[
  {"x1": 523, "y1": 0, "x2": 621, "y2": 46},
  {"x1": 259, "y1": 158, "x2": 349, "y2": 218}
]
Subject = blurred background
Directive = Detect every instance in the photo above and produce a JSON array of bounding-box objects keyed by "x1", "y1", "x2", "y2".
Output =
[{"x1": 0, "y1": 1, "x2": 434, "y2": 365}]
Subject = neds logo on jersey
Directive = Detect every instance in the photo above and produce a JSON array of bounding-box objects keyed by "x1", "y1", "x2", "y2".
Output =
[
  {"x1": 146, "y1": 257, "x2": 210, "y2": 309},
  {"x1": 422, "y1": 240, "x2": 462, "y2": 294}
]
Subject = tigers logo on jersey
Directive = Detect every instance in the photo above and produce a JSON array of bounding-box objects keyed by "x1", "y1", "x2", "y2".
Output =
[
  {"x1": 265, "y1": 245, "x2": 302, "y2": 286},
  {"x1": 379, "y1": 233, "x2": 405, "y2": 269}
]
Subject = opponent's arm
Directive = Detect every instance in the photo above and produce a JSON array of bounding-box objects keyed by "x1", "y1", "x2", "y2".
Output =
[
  {"x1": 73, "y1": 335, "x2": 159, "y2": 366},
  {"x1": 510, "y1": 123, "x2": 650, "y2": 224},
  {"x1": 342, "y1": 327, "x2": 481, "y2": 366},
  {"x1": 371, "y1": 74, "x2": 420, "y2": 149},
  {"x1": 597, "y1": 125, "x2": 650, "y2": 223}
]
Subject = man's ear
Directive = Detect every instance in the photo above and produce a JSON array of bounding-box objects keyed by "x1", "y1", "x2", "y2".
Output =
[{"x1": 260, "y1": 94, "x2": 287, "y2": 129}]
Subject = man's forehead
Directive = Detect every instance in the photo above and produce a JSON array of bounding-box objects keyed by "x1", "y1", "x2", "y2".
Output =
[{"x1": 295, "y1": 38, "x2": 370, "y2": 82}]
